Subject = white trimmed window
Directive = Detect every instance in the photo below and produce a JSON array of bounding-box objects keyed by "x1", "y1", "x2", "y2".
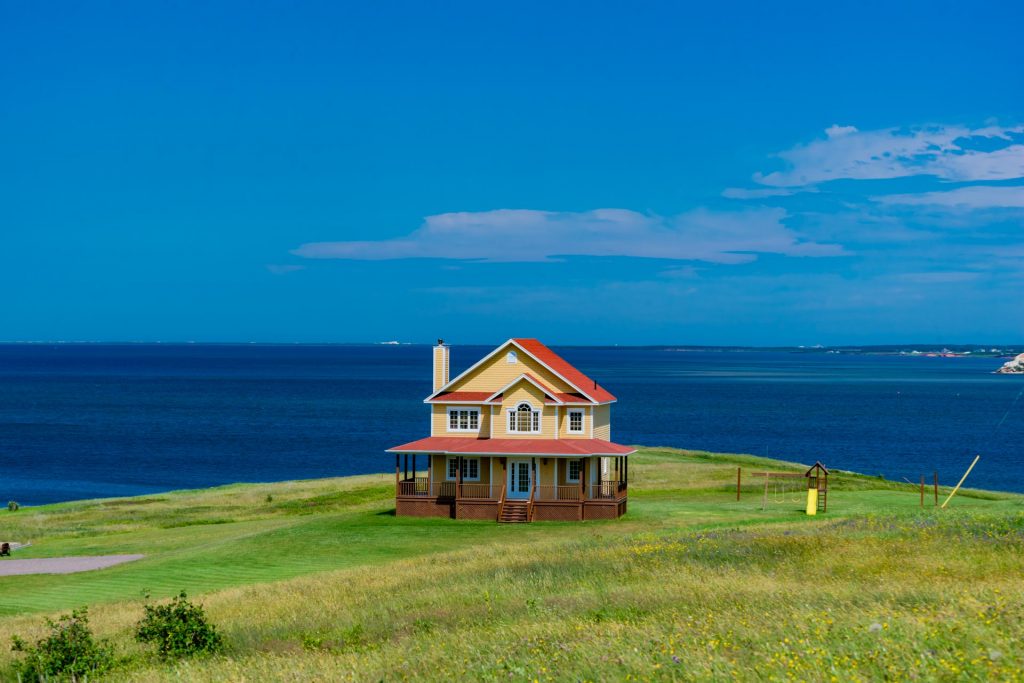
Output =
[
  {"x1": 506, "y1": 350, "x2": 518, "y2": 364},
  {"x1": 568, "y1": 409, "x2": 584, "y2": 434},
  {"x1": 567, "y1": 459, "x2": 581, "y2": 483},
  {"x1": 446, "y1": 456, "x2": 480, "y2": 481},
  {"x1": 447, "y1": 408, "x2": 480, "y2": 433},
  {"x1": 508, "y1": 402, "x2": 540, "y2": 433}
]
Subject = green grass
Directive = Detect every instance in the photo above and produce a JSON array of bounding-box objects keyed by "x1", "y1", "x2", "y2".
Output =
[{"x1": 1, "y1": 447, "x2": 1022, "y2": 681}]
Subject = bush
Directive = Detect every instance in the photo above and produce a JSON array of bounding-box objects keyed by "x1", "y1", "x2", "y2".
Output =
[
  {"x1": 135, "y1": 592, "x2": 223, "y2": 659},
  {"x1": 10, "y1": 607, "x2": 116, "y2": 681},
  {"x1": 6, "y1": 501, "x2": 18, "y2": 512}
]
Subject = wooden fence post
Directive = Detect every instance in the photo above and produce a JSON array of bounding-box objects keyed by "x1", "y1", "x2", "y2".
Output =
[{"x1": 736, "y1": 467, "x2": 742, "y2": 501}]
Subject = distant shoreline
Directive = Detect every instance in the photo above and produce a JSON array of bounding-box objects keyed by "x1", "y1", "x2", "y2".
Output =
[{"x1": 2, "y1": 340, "x2": 1022, "y2": 357}]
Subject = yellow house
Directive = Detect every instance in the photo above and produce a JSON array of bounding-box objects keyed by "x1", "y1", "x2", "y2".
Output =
[{"x1": 388, "y1": 339, "x2": 634, "y2": 522}]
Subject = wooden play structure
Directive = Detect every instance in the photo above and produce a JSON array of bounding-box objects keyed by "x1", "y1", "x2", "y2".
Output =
[{"x1": 804, "y1": 462, "x2": 828, "y2": 514}]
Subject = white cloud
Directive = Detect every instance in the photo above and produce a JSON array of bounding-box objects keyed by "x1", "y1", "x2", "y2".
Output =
[
  {"x1": 755, "y1": 123, "x2": 1024, "y2": 188},
  {"x1": 292, "y1": 207, "x2": 844, "y2": 264},
  {"x1": 874, "y1": 185, "x2": 1024, "y2": 209},
  {"x1": 825, "y1": 124, "x2": 858, "y2": 139}
]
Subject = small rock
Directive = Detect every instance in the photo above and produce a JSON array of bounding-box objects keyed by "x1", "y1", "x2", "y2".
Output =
[
  {"x1": 989, "y1": 649, "x2": 1003, "y2": 661},
  {"x1": 868, "y1": 622, "x2": 883, "y2": 633}
]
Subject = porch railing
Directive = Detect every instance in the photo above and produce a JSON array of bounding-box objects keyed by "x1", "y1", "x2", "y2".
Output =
[
  {"x1": 460, "y1": 483, "x2": 502, "y2": 499},
  {"x1": 590, "y1": 480, "x2": 626, "y2": 500},
  {"x1": 534, "y1": 485, "x2": 582, "y2": 501},
  {"x1": 397, "y1": 477, "x2": 430, "y2": 496},
  {"x1": 497, "y1": 484, "x2": 507, "y2": 520},
  {"x1": 397, "y1": 480, "x2": 502, "y2": 500}
]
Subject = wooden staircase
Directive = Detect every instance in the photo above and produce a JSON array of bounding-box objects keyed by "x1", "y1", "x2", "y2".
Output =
[{"x1": 499, "y1": 500, "x2": 530, "y2": 523}]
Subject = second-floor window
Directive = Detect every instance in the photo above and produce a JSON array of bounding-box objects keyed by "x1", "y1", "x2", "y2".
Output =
[
  {"x1": 508, "y1": 402, "x2": 540, "y2": 433},
  {"x1": 447, "y1": 408, "x2": 479, "y2": 432},
  {"x1": 568, "y1": 409, "x2": 584, "y2": 434}
]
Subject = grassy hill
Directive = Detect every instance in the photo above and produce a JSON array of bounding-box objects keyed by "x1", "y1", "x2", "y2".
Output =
[{"x1": 1, "y1": 447, "x2": 1022, "y2": 681}]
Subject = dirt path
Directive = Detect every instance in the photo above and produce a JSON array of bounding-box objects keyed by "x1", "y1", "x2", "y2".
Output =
[{"x1": 0, "y1": 555, "x2": 144, "y2": 576}]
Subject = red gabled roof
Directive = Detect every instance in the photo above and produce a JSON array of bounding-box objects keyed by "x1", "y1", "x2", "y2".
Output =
[
  {"x1": 553, "y1": 393, "x2": 590, "y2": 403},
  {"x1": 387, "y1": 436, "x2": 635, "y2": 456},
  {"x1": 427, "y1": 391, "x2": 494, "y2": 403},
  {"x1": 513, "y1": 338, "x2": 616, "y2": 403}
]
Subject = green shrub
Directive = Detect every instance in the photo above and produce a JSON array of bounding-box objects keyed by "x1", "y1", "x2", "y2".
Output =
[
  {"x1": 10, "y1": 607, "x2": 116, "y2": 681},
  {"x1": 6, "y1": 501, "x2": 18, "y2": 512},
  {"x1": 135, "y1": 592, "x2": 223, "y2": 659}
]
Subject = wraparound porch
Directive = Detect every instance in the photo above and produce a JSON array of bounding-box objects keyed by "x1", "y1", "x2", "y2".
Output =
[{"x1": 392, "y1": 453, "x2": 629, "y2": 522}]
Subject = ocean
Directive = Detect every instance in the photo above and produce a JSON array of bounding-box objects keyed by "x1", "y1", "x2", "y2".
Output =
[{"x1": 1, "y1": 344, "x2": 1021, "y2": 505}]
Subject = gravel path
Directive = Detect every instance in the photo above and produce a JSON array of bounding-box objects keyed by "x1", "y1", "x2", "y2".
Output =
[{"x1": 0, "y1": 555, "x2": 144, "y2": 576}]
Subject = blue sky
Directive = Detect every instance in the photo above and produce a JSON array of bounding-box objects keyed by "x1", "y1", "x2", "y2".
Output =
[{"x1": 2, "y1": 1, "x2": 1022, "y2": 345}]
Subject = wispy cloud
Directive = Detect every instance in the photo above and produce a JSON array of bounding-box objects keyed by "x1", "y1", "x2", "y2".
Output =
[
  {"x1": 754, "y1": 123, "x2": 1024, "y2": 188},
  {"x1": 292, "y1": 207, "x2": 844, "y2": 264},
  {"x1": 721, "y1": 186, "x2": 816, "y2": 199},
  {"x1": 894, "y1": 271, "x2": 983, "y2": 284},
  {"x1": 266, "y1": 264, "x2": 306, "y2": 275},
  {"x1": 874, "y1": 185, "x2": 1024, "y2": 209}
]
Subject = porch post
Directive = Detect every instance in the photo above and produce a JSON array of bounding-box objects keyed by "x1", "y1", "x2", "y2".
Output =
[
  {"x1": 395, "y1": 453, "x2": 399, "y2": 494},
  {"x1": 404, "y1": 454, "x2": 408, "y2": 482},
  {"x1": 456, "y1": 455, "x2": 462, "y2": 498},
  {"x1": 580, "y1": 458, "x2": 586, "y2": 499},
  {"x1": 531, "y1": 458, "x2": 537, "y2": 506}
]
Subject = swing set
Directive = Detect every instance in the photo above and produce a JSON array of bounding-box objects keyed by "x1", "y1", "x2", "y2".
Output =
[
  {"x1": 755, "y1": 471, "x2": 805, "y2": 510},
  {"x1": 736, "y1": 463, "x2": 829, "y2": 513}
]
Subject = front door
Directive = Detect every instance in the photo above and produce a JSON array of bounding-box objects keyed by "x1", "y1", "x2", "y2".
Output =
[{"x1": 507, "y1": 459, "x2": 532, "y2": 499}]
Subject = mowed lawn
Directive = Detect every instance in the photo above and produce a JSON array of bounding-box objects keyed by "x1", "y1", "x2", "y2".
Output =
[{"x1": 1, "y1": 447, "x2": 1023, "y2": 681}]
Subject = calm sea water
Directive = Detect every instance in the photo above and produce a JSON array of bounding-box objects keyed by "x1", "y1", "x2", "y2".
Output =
[{"x1": 1, "y1": 344, "x2": 1021, "y2": 505}]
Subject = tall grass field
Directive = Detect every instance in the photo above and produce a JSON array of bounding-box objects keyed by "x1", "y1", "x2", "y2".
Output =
[{"x1": 2, "y1": 447, "x2": 1022, "y2": 681}]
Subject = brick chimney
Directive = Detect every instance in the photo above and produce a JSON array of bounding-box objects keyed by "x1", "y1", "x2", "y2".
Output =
[{"x1": 432, "y1": 339, "x2": 449, "y2": 392}]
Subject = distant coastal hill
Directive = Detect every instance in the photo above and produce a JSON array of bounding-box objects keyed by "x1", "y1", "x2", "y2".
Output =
[{"x1": 995, "y1": 353, "x2": 1024, "y2": 374}]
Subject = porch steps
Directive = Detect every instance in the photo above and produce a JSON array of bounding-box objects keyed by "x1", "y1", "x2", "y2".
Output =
[{"x1": 498, "y1": 501, "x2": 530, "y2": 523}]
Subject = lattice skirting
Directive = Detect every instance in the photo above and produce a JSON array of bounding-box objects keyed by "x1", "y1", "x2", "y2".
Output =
[
  {"x1": 457, "y1": 501, "x2": 499, "y2": 520},
  {"x1": 396, "y1": 498, "x2": 454, "y2": 518},
  {"x1": 583, "y1": 500, "x2": 625, "y2": 520}
]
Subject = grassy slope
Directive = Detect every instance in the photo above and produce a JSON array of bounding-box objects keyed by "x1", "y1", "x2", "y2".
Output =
[{"x1": 1, "y1": 447, "x2": 1022, "y2": 681}]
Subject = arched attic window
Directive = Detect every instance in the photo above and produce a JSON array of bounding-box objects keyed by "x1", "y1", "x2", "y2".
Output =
[
  {"x1": 508, "y1": 401, "x2": 540, "y2": 433},
  {"x1": 506, "y1": 350, "x2": 518, "y2": 364}
]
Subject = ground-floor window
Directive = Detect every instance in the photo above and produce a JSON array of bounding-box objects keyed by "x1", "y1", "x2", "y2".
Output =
[
  {"x1": 566, "y1": 459, "x2": 581, "y2": 483},
  {"x1": 446, "y1": 456, "x2": 480, "y2": 481}
]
